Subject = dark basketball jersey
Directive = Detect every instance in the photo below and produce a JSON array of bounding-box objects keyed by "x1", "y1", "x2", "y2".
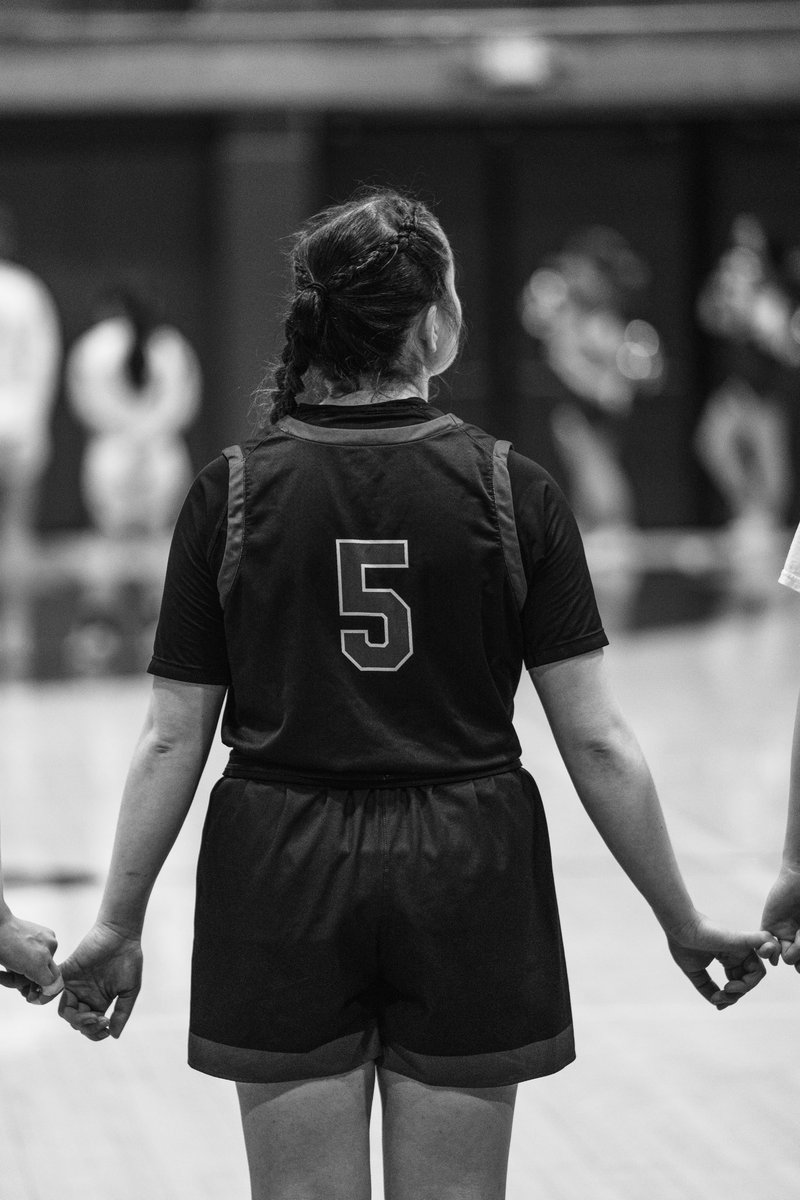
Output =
[{"x1": 149, "y1": 402, "x2": 607, "y2": 786}]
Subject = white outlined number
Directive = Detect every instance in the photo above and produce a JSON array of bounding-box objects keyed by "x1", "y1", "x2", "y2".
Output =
[{"x1": 336, "y1": 539, "x2": 413, "y2": 672}]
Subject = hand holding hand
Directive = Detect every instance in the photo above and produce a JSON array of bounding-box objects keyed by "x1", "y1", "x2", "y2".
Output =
[
  {"x1": 58, "y1": 922, "x2": 143, "y2": 1041},
  {"x1": 666, "y1": 912, "x2": 776, "y2": 1008},
  {"x1": 760, "y1": 864, "x2": 800, "y2": 968},
  {"x1": 0, "y1": 908, "x2": 62, "y2": 1004}
]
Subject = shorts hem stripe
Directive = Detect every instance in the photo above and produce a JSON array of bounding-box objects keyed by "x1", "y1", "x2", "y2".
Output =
[
  {"x1": 381, "y1": 1024, "x2": 575, "y2": 1087},
  {"x1": 188, "y1": 1026, "x2": 380, "y2": 1083}
]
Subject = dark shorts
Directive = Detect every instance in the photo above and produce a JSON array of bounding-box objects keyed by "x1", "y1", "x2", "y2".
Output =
[{"x1": 188, "y1": 768, "x2": 574, "y2": 1088}]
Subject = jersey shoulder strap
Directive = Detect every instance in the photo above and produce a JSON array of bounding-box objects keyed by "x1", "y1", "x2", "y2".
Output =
[
  {"x1": 215, "y1": 434, "x2": 527, "y2": 613},
  {"x1": 217, "y1": 444, "x2": 245, "y2": 609},
  {"x1": 492, "y1": 438, "x2": 528, "y2": 612}
]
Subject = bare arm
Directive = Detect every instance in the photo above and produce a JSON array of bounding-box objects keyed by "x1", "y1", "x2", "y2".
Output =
[
  {"x1": 97, "y1": 676, "x2": 226, "y2": 935},
  {"x1": 761, "y1": 685, "x2": 800, "y2": 966},
  {"x1": 532, "y1": 649, "x2": 696, "y2": 933},
  {"x1": 59, "y1": 676, "x2": 226, "y2": 1038},
  {"x1": 532, "y1": 649, "x2": 773, "y2": 1004},
  {"x1": 0, "y1": 820, "x2": 62, "y2": 1001}
]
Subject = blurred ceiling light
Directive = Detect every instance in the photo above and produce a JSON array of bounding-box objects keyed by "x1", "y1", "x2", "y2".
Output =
[{"x1": 469, "y1": 36, "x2": 558, "y2": 91}]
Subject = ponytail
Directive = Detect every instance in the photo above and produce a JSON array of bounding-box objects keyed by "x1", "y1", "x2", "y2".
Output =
[
  {"x1": 269, "y1": 285, "x2": 325, "y2": 423},
  {"x1": 253, "y1": 188, "x2": 459, "y2": 430}
]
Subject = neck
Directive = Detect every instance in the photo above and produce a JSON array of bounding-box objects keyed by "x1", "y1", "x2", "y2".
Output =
[{"x1": 326, "y1": 379, "x2": 428, "y2": 407}]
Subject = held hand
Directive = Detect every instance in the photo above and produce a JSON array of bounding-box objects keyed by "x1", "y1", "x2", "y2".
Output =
[
  {"x1": 666, "y1": 913, "x2": 776, "y2": 1009},
  {"x1": 58, "y1": 922, "x2": 143, "y2": 1041},
  {"x1": 760, "y1": 864, "x2": 800, "y2": 969},
  {"x1": 0, "y1": 909, "x2": 63, "y2": 1004}
]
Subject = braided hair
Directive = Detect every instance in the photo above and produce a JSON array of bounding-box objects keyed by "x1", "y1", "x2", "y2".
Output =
[{"x1": 259, "y1": 190, "x2": 459, "y2": 426}]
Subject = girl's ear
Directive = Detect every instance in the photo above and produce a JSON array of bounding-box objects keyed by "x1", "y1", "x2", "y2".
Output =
[{"x1": 418, "y1": 303, "x2": 439, "y2": 355}]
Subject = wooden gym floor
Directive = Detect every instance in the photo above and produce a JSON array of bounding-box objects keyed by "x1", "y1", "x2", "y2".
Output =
[{"x1": 1, "y1": 541, "x2": 799, "y2": 1199}]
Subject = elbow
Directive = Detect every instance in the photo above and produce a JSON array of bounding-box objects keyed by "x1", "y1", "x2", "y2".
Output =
[
  {"x1": 140, "y1": 720, "x2": 187, "y2": 759},
  {"x1": 572, "y1": 721, "x2": 641, "y2": 771}
]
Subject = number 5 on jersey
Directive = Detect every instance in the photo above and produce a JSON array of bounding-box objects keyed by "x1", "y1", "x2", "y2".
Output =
[{"x1": 336, "y1": 539, "x2": 414, "y2": 671}]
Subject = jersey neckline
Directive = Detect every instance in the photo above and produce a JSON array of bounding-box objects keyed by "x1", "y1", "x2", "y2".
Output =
[
  {"x1": 295, "y1": 398, "x2": 436, "y2": 427},
  {"x1": 277, "y1": 411, "x2": 462, "y2": 445}
]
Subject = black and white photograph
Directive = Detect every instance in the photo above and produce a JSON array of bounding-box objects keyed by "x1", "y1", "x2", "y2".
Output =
[{"x1": 1, "y1": 3, "x2": 799, "y2": 1198}]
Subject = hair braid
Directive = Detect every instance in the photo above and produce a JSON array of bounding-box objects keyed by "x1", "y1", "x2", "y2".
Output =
[
  {"x1": 326, "y1": 241, "x2": 399, "y2": 292},
  {"x1": 270, "y1": 323, "x2": 311, "y2": 423}
]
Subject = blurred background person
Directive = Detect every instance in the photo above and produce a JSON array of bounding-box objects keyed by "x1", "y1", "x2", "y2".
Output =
[
  {"x1": 695, "y1": 213, "x2": 800, "y2": 599},
  {"x1": 519, "y1": 226, "x2": 664, "y2": 611},
  {"x1": 64, "y1": 283, "x2": 201, "y2": 674},
  {"x1": 0, "y1": 203, "x2": 61, "y2": 679}
]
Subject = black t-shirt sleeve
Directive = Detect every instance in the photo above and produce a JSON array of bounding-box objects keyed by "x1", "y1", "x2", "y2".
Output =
[
  {"x1": 147, "y1": 455, "x2": 231, "y2": 685},
  {"x1": 508, "y1": 449, "x2": 609, "y2": 668}
]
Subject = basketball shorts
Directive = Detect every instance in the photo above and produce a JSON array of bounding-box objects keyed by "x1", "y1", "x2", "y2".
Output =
[{"x1": 188, "y1": 768, "x2": 575, "y2": 1088}]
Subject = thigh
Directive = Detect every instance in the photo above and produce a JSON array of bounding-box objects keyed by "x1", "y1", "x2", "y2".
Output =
[
  {"x1": 237, "y1": 1062, "x2": 375, "y2": 1200},
  {"x1": 379, "y1": 1067, "x2": 517, "y2": 1200}
]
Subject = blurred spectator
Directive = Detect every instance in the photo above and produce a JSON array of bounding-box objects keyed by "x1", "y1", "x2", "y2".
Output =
[
  {"x1": 66, "y1": 284, "x2": 200, "y2": 539},
  {"x1": 0, "y1": 203, "x2": 61, "y2": 676},
  {"x1": 64, "y1": 283, "x2": 200, "y2": 672},
  {"x1": 519, "y1": 226, "x2": 664, "y2": 545},
  {"x1": 695, "y1": 214, "x2": 800, "y2": 592}
]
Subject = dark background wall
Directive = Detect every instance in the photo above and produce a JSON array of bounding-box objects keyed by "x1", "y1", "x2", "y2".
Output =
[{"x1": 2, "y1": 109, "x2": 800, "y2": 530}]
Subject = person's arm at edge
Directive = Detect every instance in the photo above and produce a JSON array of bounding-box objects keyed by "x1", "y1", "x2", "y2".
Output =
[
  {"x1": 531, "y1": 648, "x2": 775, "y2": 1005},
  {"x1": 58, "y1": 675, "x2": 226, "y2": 1039},
  {"x1": 760, "y1": 683, "x2": 800, "y2": 966},
  {"x1": 0, "y1": 822, "x2": 62, "y2": 1002}
]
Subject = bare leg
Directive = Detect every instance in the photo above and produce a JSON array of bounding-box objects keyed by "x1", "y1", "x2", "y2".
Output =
[
  {"x1": 380, "y1": 1067, "x2": 517, "y2": 1200},
  {"x1": 237, "y1": 1062, "x2": 375, "y2": 1200}
]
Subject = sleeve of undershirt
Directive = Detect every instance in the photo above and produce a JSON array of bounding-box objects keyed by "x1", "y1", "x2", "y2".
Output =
[
  {"x1": 508, "y1": 449, "x2": 609, "y2": 668},
  {"x1": 780, "y1": 522, "x2": 800, "y2": 594},
  {"x1": 147, "y1": 455, "x2": 231, "y2": 685}
]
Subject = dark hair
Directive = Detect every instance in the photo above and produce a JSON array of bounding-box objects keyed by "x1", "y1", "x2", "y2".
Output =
[
  {"x1": 258, "y1": 189, "x2": 459, "y2": 426},
  {"x1": 93, "y1": 284, "x2": 159, "y2": 391}
]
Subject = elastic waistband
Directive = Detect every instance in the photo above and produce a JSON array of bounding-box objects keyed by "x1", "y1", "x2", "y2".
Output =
[{"x1": 223, "y1": 756, "x2": 522, "y2": 792}]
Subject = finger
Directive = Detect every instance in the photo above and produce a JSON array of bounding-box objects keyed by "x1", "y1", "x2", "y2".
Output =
[
  {"x1": 783, "y1": 933, "x2": 800, "y2": 966},
  {"x1": 109, "y1": 990, "x2": 139, "y2": 1039},
  {"x1": 39, "y1": 973, "x2": 65, "y2": 1000},
  {"x1": 0, "y1": 971, "x2": 24, "y2": 990},
  {"x1": 682, "y1": 966, "x2": 724, "y2": 1005},
  {"x1": 23, "y1": 960, "x2": 64, "y2": 1001},
  {"x1": 26, "y1": 955, "x2": 62, "y2": 991},
  {"x1": 756, "y1": 938, "x2": 781, "y2": 966},
  {"x1": 743, "y1": 929, "x2": 781, "y2": 953},
  {"x1": 712, "y1": 954, "x2": 765, "y2": 1005},
  {"x1": 726, "y1": 953, "x2": 767, "y2": 990},
  {"x1": 58, "y1": 990, "x2": 97, "y2": 1030},
  {"x1": 75, "y1": 1014, "x2": 111, "y2": 1039},
  {"x1": 719, "y1": 980, "x2": 751, "y2": 998},
  {"x1": 26, "y1": 978, "x2": 65, "y2": 1006},
  {"x1": 58, "y1": 988, "x2": 75, "y2": 1018}
]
